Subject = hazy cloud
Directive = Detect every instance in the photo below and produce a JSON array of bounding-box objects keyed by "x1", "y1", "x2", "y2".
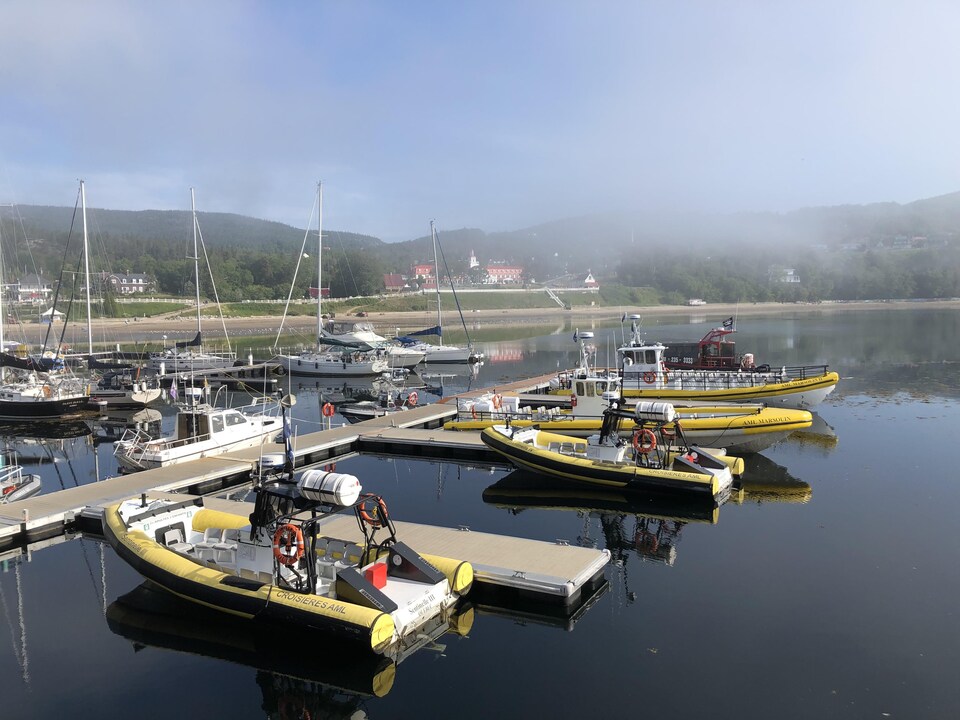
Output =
[{"x1": 2, "y1": 1, "x2": 959, "y2": 241}]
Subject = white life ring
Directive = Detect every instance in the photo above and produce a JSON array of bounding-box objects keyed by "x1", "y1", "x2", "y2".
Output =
[{"x1": 623, "y1": 357, "x2": 634, "y2": 366}]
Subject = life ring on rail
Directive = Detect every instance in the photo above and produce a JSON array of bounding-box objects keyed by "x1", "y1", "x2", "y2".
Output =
[
  {"x1": 642, "y1": 371, "x2": 656, "y2": 384},
  {"x1": 321, "y1": 402, "x2": 335, "y2": 418},
  {"x1": 358, "y1": 494, "x2": 389, "y2": 529},
  {"x1": 622, "y1": 357, "x2": 633, "y2": 367},
  {"x1": 471, "y1": 406, "x2": 478, "y2": 420},
  {"x1": 272, "y1": 524, "x2": 304, "y2": 566},
  {"x1": 632, "y1": 428, "x2": 657, "y2": 454},
  {"x1": 42, "y1": 385, "x2": 52, "y2": 398},
  {"x1": 407, "y1": 391, "x2": 418, "y2": 406},
  {"x1": 492, "y1": 394, "x2": 503, "y2": 410}
]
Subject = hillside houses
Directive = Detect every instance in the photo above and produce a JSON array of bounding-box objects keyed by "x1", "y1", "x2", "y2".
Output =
[{"x1": 105, "y1": 272, "x2": 152, "y2": 294}]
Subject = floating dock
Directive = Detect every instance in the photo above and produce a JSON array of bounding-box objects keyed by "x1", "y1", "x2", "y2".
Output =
[{"x1": 0, "y1": 370, "x2": 609, "y2": 607}]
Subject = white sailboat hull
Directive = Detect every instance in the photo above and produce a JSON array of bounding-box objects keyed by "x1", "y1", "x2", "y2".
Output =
[{"x1": 273, "y1": 352, "x2": 390, "y2": 377}]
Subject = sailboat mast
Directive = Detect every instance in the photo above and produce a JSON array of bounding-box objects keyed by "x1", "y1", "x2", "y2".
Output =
[
  {"x1": 190, "y1": 187, "x2": 201, "y2": 349},
  {"x1": 0, "y1": 214, "x2": 5, "y2": 380},
  {"x1": 80, "y1": 180, "x2": 94, "y2": 355},
  {"x1": 316, "y1": 181, "x2": 323, "y2": 352},
  {"x1": 431, "y1": 220, "x2": 441, "y2": 335}
]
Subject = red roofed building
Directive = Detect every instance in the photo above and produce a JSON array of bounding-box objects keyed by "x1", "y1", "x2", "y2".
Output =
[
  {"x1": 383, "y1": 273, "x2": 407, "y2": 293},
  {"x1": 411, "y1": 263, "x2": 434, "y2": 282},
  {"x1": 484, "y1": 263, "x2": 524, "y2": 284}
]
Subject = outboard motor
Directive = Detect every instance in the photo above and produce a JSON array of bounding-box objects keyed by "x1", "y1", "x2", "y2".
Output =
[{"x1": 256, "y1": 453, "x2": 287, "y2": 479}]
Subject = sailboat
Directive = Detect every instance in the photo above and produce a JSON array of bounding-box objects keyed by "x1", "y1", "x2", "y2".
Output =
[
  {"x1": 148, "y1": 188, "x2": 236, "y2": 374},
  {"x1": 0, "y1": 191, "x2": 91, "y2": 420},
  {"x1": 320, "y1": 318, "x2": 425, "y2": 370},
  {"x1": 72, "y1": 181, "x2": 161, "y2": 408},
  {"x1": 272, "y1": 182, "x2": 390, "y2": 377},
  {"x1": 396, "y1": 221, "x2": 482, "y2": 364}
]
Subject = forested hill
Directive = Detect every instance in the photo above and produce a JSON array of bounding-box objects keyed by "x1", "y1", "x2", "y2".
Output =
[
  {"x1": 4, "y1": 191, "x2": 960, "y2": 303},
  {"x1": 11, "y1": 204, "x2": 384, "y2": 254}
]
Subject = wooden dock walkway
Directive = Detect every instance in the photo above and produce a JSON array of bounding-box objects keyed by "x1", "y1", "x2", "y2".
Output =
[
  {"x1": 0, "y1": 370, "x2": 611, "y2": 607},
  {"x1": 0, "y1": 373, "x2": 555, "y2": 549}
]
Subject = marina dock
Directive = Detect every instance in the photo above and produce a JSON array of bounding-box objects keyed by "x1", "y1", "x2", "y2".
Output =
[{"x1": 0, "y1": 370, "x2": 608, "y2": 607}]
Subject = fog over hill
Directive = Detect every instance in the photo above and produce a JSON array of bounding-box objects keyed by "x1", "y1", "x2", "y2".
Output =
[{"x1": 5, "y1": 191, "x2": 958, "y2": 273}]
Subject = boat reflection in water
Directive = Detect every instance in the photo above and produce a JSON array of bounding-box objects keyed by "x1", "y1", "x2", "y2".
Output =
[
  {"x1": 0, "y1": 419, "x2": 94, "y2": 474},
  {"x1": 106, "y1": 582, "x2": 475, "y2": 713},
  {"x1": 484, "y1": 461, "x2": 811, "y2": 583},
  {"x1": 738, "y1": 453, "x2": 813, "y2": 504},
  {"x1": 483, "y1": 471, "x2": 724, "y2": 580},
  {"x1": 0, "y1": 419, "x2": 93, "y2": 440},
  {"x1": 290, "y1": 372, "x2": 424, "y2": 406},
  {"x1": 90, "y1": 408, "x2": 163, "y2": 445},
  {"x1": 784, "y1": 412, "x2": 839, "y2": 454}
]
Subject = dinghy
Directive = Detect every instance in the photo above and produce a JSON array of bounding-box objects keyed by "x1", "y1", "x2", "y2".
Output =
[
  {"x1": 103, "y1": 466, "x2": 472, "y2": 655},
  {"x1": 480, "y1": 402, "x2": 743, "y2": 499}
]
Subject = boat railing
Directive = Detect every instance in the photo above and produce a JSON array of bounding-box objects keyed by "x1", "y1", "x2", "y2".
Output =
[
  {"x1": 116, "y1": 427, "x2": 214, "y2": 458},
  {"x1": 236, "y1": 398, "x2": 282, "y2": 418},
  {"x1": 621, "y1": 364, "x2": 830, "y2": 390}
]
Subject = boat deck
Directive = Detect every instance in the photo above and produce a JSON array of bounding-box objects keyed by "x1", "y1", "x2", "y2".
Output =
[{"x1": 197, "y1": 496, "x2": 608, "y2": 604}]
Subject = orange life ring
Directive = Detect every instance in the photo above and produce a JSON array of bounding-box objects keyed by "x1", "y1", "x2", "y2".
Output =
[
  {"x1": 642, "y1": 371, "x2": 656, "y2": 384},
  {"x1": 407, "y1": 391, "x2": 418, "y2": 406},
  {"x1": 321, "y1": 402, "x2": 335, "y2": 417},
  {"x1": 359, "y1": 495, "x2": 389, "y2": 528},
  {"x1": 272, "y1": 524, "x2": 304, "y2": 566},
  {"x1": 42, "y1": 385, "x2": 52, "y2": 398},
  {"x1": 492, "y1": 394, "x2": 503, "y2": 410},
  {"x1": 471, "y1": 406, "x2": 478, "y2": 420},
  {"x1": 632, "y1": 428, "x2": 657, "y2": 454}
]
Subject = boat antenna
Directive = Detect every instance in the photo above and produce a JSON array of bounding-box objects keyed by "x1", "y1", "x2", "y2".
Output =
[{"x1": 280, "y1": 393, "x2": 297, "y2": 476}]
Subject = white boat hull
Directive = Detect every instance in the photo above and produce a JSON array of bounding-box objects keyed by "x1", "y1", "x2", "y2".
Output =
[{"x1": 274, "y1": 353, "x2": 390, "y2": 377}]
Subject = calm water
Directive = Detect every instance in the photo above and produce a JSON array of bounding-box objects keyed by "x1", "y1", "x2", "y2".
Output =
[{"x1": 2, "y1": 307, "x2": 959, "y2": 719}]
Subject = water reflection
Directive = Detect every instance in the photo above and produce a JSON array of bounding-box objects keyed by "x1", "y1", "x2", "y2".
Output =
[
  {"x1": 91, "y1": 408, "x2": 163, "y2": 445},
  {"x1": 0, "y1": 419, "x2": 93, "y2": 440},
  {"x1": 783, "y1": 411, "x2": 838, "y2": 454},
  {"x1": 0, "y1": 548, "x2": 31, "y2": 687},
  {"x1": 484, "y1": 456, "x2": 812, "y2": 583},
  {"x1": 738, "y1": 454, "x2": 813, "y2": 504},
  {"x1": 106, "y1": 582, "x2": 470, "y2": 712}
]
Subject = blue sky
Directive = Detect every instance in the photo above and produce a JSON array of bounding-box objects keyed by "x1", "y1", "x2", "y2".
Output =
[{"x1": 2, "y1": 1, "x2": 959, "y2": 241}]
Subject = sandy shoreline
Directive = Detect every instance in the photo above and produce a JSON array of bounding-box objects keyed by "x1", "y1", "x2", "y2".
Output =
[{"x1": 16, "y1": 299, "x2": 959, "y2": 346}]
